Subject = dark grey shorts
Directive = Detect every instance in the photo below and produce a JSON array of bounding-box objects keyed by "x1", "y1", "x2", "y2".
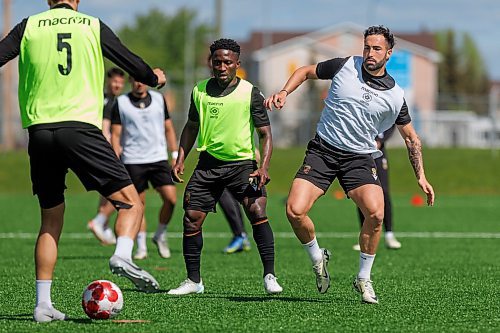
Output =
[{"x1": 295, "y1": 134, "x2": 381, "y2": 194}]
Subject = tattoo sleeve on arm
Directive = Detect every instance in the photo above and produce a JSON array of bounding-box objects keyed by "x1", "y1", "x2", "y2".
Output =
[{"x1": 405, "y1": 136, "x2": 423, "y2": 180}]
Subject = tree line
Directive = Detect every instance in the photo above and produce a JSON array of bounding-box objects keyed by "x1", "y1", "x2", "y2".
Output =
[{"x1": 113, "y1": 9, "x2": 491, "y2": 114}]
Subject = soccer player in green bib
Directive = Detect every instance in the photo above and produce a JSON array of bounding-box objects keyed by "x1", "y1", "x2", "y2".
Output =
[
  {"x1": 0, "y1": 0, "x2": 166, "y2": 322},
  {"x1": 170, "y1": 39, "x2": 283, "y2": 295}
]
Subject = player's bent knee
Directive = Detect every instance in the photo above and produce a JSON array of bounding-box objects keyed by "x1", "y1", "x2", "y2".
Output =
[
  {"x1": 286, "y1": 203, "x2": 307, "y2": 224},
  {"x1": 183, "y1": 210, "x2": 205, "y2": 235},
  {"x1": 366, "y1": 210, "x2": 384, "y2": 225}
]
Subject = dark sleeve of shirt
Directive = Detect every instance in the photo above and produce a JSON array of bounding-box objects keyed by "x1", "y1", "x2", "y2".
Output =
[
  {"x1": 251, "y1": 87, "x2": 270, "y2": 127},
  {"x1": 110, "y1": 101, "x2": 122, "y2": 125},
  {"x1": 163, "y1": 97, "x2": 170, "y2": 120},
  {"x1": 102, "y1": 98, "x2": 113, "y2": 120},
  {"x1": 188, "y1": 92, "x2": 199, "y2": 122},
  {"x1": 99, "y1": 21, "x2": 158, "y2": 87},
  {"x1": 316, "y1": 57, "x2": 350, "y2": 80},
  {"x1": 0, "y1": 18, "x2": 27, "y2": 67},
  {"x1": 395, "y1": 99, "x2": 412, "y2": 125}
]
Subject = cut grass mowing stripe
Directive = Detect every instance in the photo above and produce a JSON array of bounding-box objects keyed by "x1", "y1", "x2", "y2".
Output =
[{"x1": 1, "y1": 231, "x2": 500, "y2": 239}]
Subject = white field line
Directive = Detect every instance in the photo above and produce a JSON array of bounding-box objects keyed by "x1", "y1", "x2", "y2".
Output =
[{"x1": 1, "y1": 232, "x2": 500, "y2": 239}]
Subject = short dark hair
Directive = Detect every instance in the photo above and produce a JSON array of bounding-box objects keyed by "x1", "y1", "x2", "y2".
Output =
[
  {"x1": 209, "y1": 38, "x2": 240, "y2": 56},
  {"x1": 364, "y1": 25, "x2": 395, "y2": 49},
  {"x1": 107, "y1": 67, "x2": 125, "y2": 78}
]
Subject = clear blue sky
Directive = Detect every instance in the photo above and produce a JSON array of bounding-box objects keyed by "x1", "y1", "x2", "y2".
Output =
[{"x1": 3, "y1": 0, "x2": 500, "y2": 80}]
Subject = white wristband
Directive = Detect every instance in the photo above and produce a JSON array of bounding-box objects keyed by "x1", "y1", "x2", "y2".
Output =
[{"x1": 171, "y1": 151, "x2": 179, "y2": 159}]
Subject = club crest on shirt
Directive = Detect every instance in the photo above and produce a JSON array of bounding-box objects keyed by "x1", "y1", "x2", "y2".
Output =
[
  {"x1": 184, "y1": 191, "x2": 191, "y2": 205},
  {"x1": 208, "y1": 101, "x2": 223, "y2": 119},
  {"x1": 302, "y1": 164, "x2": 312, "y2": 174},
  {"x1": 362, "y1": 92, "x2": 372, "y2": 103},
  {"x1": 371, "y1": 168, "x2": 378, "y2": 180}
]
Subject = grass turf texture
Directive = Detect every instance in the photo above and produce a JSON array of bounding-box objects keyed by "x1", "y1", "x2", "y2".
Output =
[{"x1": 0, "y1": 148, "x2": 499, "y2": 332}]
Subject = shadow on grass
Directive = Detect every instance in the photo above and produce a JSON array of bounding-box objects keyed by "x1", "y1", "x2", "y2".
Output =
[
  {"x1": 127, "y1": 289, "x2": 335, "y2": 303},
  {"x1": 59, "y1": 255, "x2": 109, "y2": 260},
  {"x1": 225, "y1": 295, "x2": 329, "y2": 303},
  {"x1": 0, "y1": 313, "x2": 93, "y2": 324},
  {"x1": 0, "y1": 313, "x2": 32, "y2": 321},
  {"x1": 66, "y1": 317, "x2": 93, "y2": 324}
]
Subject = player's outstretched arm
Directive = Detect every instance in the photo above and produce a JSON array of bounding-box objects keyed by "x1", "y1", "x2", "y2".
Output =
[
  {"x1": 397, "y1": 123, "x2": 435, "y2": 206},
  {"x1": 264, "y1": 64, "x2": 318, "y2": 111},
  {"x1": 172, "y1": 120, "x2": 199, "y2": 183}
]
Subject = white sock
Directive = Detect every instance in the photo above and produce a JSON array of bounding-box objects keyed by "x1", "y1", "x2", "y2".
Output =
[
  {"x1": 92, "y1": 213, "x2": 107, "y2": 227},
  {"x1": 136, "y1": 231, "x2": 147, "y2": 251},
  {"x1": 154, "y1": 224, "x2": 167, "y2": 240},
  {"x1": 385, "y1": 231, "x2": 395, "y2": 239},
  {"x1": 303, "y1": 237, "x2": 323, "y2": 265},
  {"x1": 358, "y1": 252, "x2": 376, "y2": 280},
  {"x1": 113, "y1": 236, "x2": 134, "y2": 261},
  {"x1": 36, "y1": 280, "x2": 52, "y2": 307}
]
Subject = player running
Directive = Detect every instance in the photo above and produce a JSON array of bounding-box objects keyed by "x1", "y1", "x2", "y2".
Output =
[
  {"x1": 265, "y1": 25, "x2": 434, "y2": 303},
  {"x1": 0, "y1": 0, "x2": 166, "y2": 322}
]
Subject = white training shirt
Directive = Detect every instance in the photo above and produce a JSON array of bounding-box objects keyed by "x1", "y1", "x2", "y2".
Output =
[
  {"x1": 317, "y1": 56, "x2": 405, "y2": 158},
  {"x1": 116, "y1": 90, "x2": 168, "y2": 164}
]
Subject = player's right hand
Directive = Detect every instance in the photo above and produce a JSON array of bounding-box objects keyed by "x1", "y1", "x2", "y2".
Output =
[
  {"x1": 154, "y1": 68, "x2": 167, "y2": 89},
  {"x1": 264, "y1": 90, "x2": 287, "y2": 111},
  {"x1": 171, "y1": 163, "x2": 184, "y2": 183}
]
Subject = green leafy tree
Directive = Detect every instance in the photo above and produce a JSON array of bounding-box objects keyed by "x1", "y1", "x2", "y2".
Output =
[
  {"x1": 117, "y1": 8, "x2": 213, "y2": 86},
  {"x1": 436, "y1": 29, "x2": 490, "y2": 113}
]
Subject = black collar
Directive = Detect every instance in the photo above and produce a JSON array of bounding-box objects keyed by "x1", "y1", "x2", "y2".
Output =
[{"x1": 51, "y1": 3, "x2": 74, "y2": 10}]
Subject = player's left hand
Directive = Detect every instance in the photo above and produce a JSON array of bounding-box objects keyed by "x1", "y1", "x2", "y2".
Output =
[
  {"x1": 418, "y1": 178, "x2": 435, "y2": 206},
  {"x1": 154, "y1": 68, "x2": 167, "y2": 89},
  {"x1": 171, "y1": 161, "x2": 184, "y2": 183},
  {"x1": 249, "y1": 168, "x2": 270, "y2": 190}
]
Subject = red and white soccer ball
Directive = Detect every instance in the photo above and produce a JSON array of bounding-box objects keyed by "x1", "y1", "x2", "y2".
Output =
[{"x1": 82, "y1": 280, "x2": 123, "y2": 319}]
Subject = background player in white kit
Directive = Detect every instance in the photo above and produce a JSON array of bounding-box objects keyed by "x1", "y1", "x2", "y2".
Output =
[{"x1": 111, "y1": 76, "x2": 178, "y2": 260}]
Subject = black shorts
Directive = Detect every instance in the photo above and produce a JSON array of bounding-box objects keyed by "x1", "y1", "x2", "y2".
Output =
[
  {"x1": 183, "y1": 158, "x2": 266, "y2": 213},
  {"x1": 125, "y1": 161, "x2": 174, "y2": 193},
  {"x1": 295, "y1": 134, "x2": 381, "y2": 193},
  {"x1": 28, "y1": 124, "x2": 132, "y2": 209}
]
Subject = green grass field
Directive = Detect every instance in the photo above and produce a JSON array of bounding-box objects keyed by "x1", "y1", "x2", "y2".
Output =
[{"x1": 0, "y1": 148, "x2": 499, "y2": 332}]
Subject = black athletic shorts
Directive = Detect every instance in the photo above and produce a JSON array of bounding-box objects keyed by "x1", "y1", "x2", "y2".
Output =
[
  {"x1": 295, "y1": 133, "x2": 381, "y2": 194},
  {"x1": 183, "y1": 153, "x2": 266, "y2": 213},
  {"x1": 28, "y1": 123, "x2": 132, "y2": 209},
  {"x1": 125, "y1": 161, "x2": 175, "y2": 193}
]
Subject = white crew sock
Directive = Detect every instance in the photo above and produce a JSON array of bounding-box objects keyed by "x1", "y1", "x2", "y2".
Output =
[
  {"x1": 154, "y1": 223, "x2": 167, "y2": 240},
  {"x1": 92, "y1": 213, "x2": 107, "y2": 227},
  {"x1": 385, "y1": 231, "x2": 395, "y2": 239},
  {"x1": 36, "y1": 280, "x2": 52, "y2": 307},
  {"x1": 303, "y1": 237, "x2": 323, "y2": 265},
  {"x1": 358, "y1": 252, "x2": 376, "y2": 280},
  {"x1": 113, "y1": 236, "x2": 134, "y2": 261},
  {"x1": 136, "y1": 231, "x2": 147, "y2": 251}
]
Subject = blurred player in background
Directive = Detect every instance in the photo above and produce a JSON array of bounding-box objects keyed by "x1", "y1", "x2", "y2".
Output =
[
  {"x1": 87, "y1": 67, "x2": 125, "y2": 245},
  {"x1": 111, "y1": 76, "x2": 178, "y2": 260},
  {"x1": 265, "y1": 25, "x2": 434, "y2": 304},
  {"x1": 169, "y1": 38, "x2": 282, "y2": 295},
  {"x1": 353, "y1": 125, "x2": 402, "y2": 251},
  {"x1": 0, "y1": 0, "x2": 165, "y2": 322}
]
